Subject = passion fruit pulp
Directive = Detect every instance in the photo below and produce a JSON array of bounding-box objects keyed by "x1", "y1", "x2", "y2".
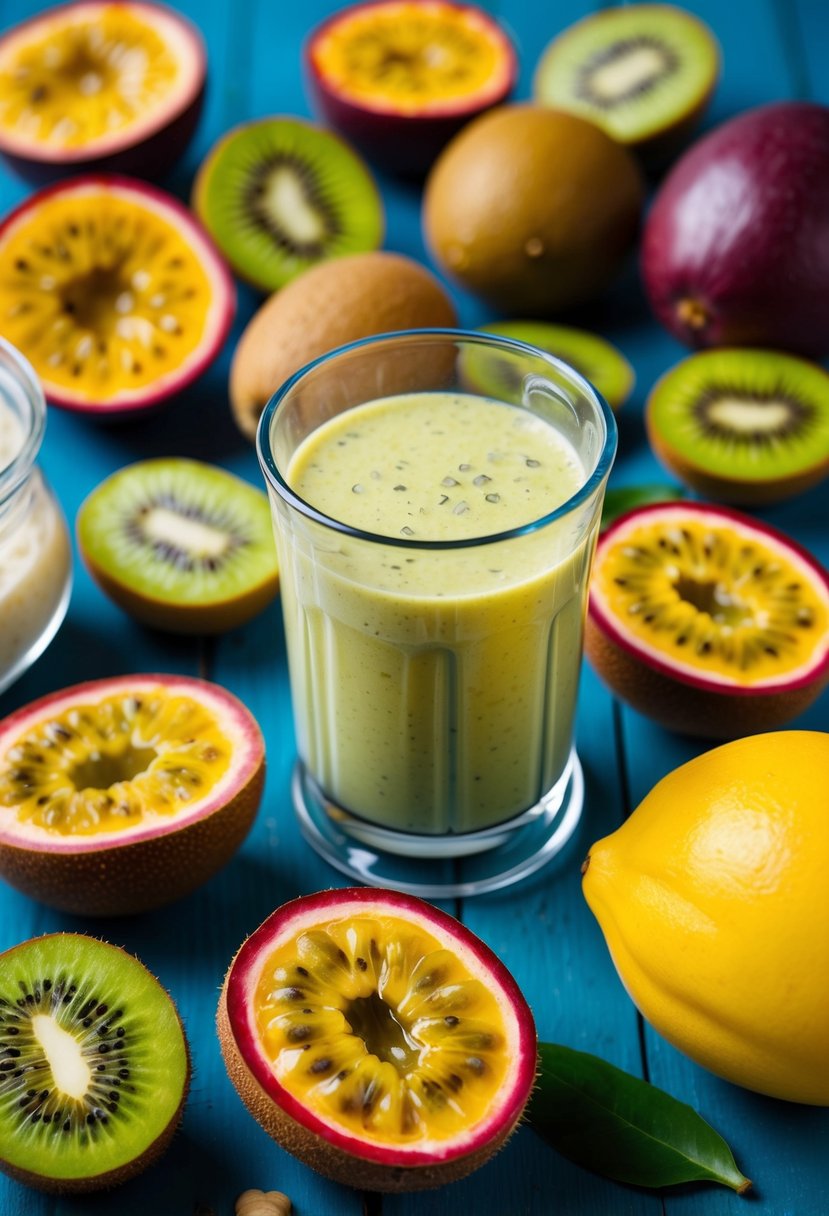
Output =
[
  {"x1": 586, "y1": 501, "x2": 829, "y2": 738},
  {"x1": 0, "y1": 674, "x2": 264, "y2": 915},
  {"x1": 0, "y1": 0, "x2": 206, "y2": 182},
  {"x1": 0, "y1": 175, "x2": 234, "y2": 415},
  {"x1": 219, "y1": 888, "x2": 537, "y2": 1192},
  {"x1": 305, "y1": 0, "x2": 517, "y2": 174}
]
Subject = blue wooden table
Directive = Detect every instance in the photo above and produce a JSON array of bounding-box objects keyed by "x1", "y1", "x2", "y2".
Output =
[{"x1": 1, "y1": 1, "x2": 827, "y2": 1213}]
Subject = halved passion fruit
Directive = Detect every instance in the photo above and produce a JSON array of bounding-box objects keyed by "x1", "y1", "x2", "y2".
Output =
[
  {"x1": 0, "y1": 1, "x2": 205, "y2": 182},
  {"x1": 305, "y1": 1, "x2": 517, "y2": 174},
  {"x1": 586, "y1": 501, "x2": 829, "y2": 738},
  {"x1": 0, "y1": 176, "x2": 234, "y2": 415},
  {"x1": 0, "y1": 674, "x2": 264, "y2": 915},
  {"x1": 218, "y1": 888, "x2": 536, "y2": 1192}
]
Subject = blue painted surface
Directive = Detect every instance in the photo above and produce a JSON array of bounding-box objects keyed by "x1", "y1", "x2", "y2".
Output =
[{"x1": 0, "y1": 1, "x2": 827, "y2": 1214}]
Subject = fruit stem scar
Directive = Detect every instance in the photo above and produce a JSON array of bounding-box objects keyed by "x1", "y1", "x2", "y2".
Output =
[
  {"x1": 676, "y1": 297, "x2": 709, "y2": 330},
  {"x1": 31, "y1": 1013, "x2": 91, "y2": 1099},
  {"x1": 580, "y1": 853, "x2": 591, "y2": 876}
]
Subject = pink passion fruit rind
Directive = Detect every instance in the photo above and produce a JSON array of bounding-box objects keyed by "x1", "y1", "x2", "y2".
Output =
[
  {"x1": 0, "y1": 674, "x2": 264, "y2": 915},
  {"x1": 0, "y1": 0, "x2": 206, "y2": 182},
  {"x1": 0, "y1": 175, "x2": 236, "y2": 416},
  {"x1": 218, "y1": 887, "x2": 538, "y2": 1192},
  {"x1": 586, "y1": 501, "x2": 829, "y2": 739},
  {"x1": 304, "y1": 1, "x2": 517, "y2": 175}
]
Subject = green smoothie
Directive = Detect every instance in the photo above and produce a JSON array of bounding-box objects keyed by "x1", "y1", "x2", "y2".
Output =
[{"x1": 278, "y1": 390, "x2": 594, "y2": 835}]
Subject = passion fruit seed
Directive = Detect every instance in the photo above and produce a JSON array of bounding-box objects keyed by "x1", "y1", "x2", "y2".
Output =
[{"x1": 0, "y1": 691, "x2": 230, "y2": 835}]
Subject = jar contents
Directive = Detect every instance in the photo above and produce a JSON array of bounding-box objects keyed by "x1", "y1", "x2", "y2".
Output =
[{"x1": 0, "y1": 396, "x2": 71, "y2": 690}]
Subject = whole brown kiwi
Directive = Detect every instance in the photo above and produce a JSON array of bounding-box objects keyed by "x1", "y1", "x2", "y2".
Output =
[
  {"x1": 229, "y1": 251, "x2": 457, "y2": 441},
  {"x1": 423, "y1": 104, "x2": 644, "y2": 314}
]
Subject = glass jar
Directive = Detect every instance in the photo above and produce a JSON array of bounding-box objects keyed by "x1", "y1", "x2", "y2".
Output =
[{"x1": 0, "y1": 338, "x2": 72, "y2": 696}]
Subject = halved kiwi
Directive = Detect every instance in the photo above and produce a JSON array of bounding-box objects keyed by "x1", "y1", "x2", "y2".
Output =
[
  {"x1": 0, "y1": 933, "x2": 189, "y2": 1193},
  {"x1": 76, "y1": 458, "x2": 279, "y2": 633},
  {"x1": 646, "y1": 348, "x2": 829, "y2": 504},
  {"x1": 533, "y1": 4, "x2": 719, "y2": 168},
  {"x1": 192, "y1": 116, "x2": 384, "y2": 293},
  {"x1": 476, "y1": 320, "x2": 634, "y2": 410}
]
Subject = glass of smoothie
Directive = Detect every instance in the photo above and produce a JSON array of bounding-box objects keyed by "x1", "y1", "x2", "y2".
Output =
[{"x1": 258, "y1": 329, "x2": 616, "y2": 895}]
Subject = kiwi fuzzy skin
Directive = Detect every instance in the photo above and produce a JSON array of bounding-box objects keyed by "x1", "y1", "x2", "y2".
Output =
[
  {"x1": 0, "y1": 933, "x2": 191, "y2": 1193},
  {"x1": 423, "y1": 105, "x2": 644, "y2": 317},
  {"x1": 585, "y1": 612, "x2": 829, "y2": 739},
  {"x1": 0, "y1": 675, "x2": 265, "y2": 915},
  {"x1": 646, "y1": 414, "x2": 829, "y2": 505},
  {"x1": 217, "y1": 974, "x2": 524, "y2": 1193},
  {"x1": 79, "y1": 551, "x2": 280, "y2": 635}
]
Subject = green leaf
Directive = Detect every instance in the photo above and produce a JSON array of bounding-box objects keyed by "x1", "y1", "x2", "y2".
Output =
[
  {"x1": 601, "y1": 483, "x2": 687, "y2": 532},
  {"x1": 528, "y1": 1043, "x2": 752, "y2": 1194}
]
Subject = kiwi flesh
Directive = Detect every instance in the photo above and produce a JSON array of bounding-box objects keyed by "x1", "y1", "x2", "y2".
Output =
[
  {"x1": 76, "y1": 458, "x2": 279, "y2": 633},
  {"x1": 646, "y1": 349, "x2": 829, "y2": 504},
  {"x1": 192, "y1": 117, "x2": 384, "y2": 293},
  {"x1": 476, "y1": 320, "x2": 634, "y2": 410},
  {"x1": 0, "y1": 933, "x2": 189, "y2": 1193},
  {"x1": 533, "y1": 5, "x2": 719, "y2": 168}
]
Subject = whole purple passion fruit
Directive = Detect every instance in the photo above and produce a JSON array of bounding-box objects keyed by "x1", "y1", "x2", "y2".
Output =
[{"x1": 641, "y1": 102, "x2": 829, "y2": 359}]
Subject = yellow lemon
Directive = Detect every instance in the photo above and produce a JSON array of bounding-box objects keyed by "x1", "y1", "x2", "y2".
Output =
[{"x1": 582, "y1": 731, "x2": 829, "y2": 1105}]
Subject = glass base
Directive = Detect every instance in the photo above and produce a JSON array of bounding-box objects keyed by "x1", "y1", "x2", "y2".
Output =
[{"x1": 292, "y1": 750, "x2": 585, "y2": 897}]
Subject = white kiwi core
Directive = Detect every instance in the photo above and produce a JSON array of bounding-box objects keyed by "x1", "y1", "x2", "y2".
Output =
[{"x1": 31, "y1": 1013, "x2": 91, "y2": 1099}]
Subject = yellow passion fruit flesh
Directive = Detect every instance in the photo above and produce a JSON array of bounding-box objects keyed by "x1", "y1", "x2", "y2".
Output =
[
  {"x1": 0, "y1": 1, "x2": 205, "y2": 180},
  {"x1": 0, "y1": 175, "x2": 234, "y2": 414}
]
